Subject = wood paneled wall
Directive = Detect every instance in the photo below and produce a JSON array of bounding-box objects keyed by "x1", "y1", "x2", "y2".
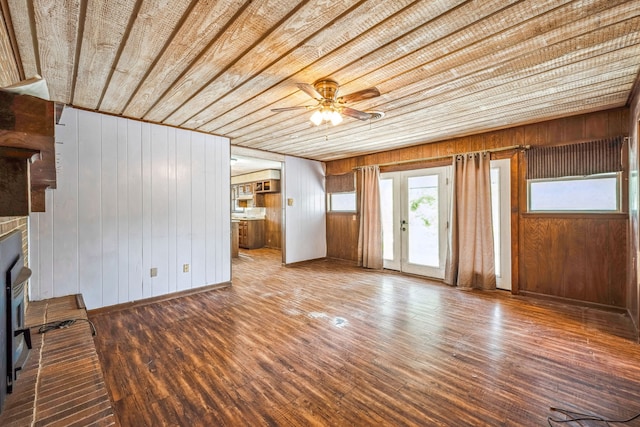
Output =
[
  {"x1": 29, "y1": 108, "x2": 231, "y2": 309},
  {"x1": 264, "y1": 193, "x2": 282, "y2": 249},
  {"x1": 327, "y1": 212, "x2": 358, "y2": 262},
  {"x1": 520, "y1": 215, "x2": 627, "y2": 306},
  {"x1": 326, "y1": 108, "x2": 630, "y2": 309}
]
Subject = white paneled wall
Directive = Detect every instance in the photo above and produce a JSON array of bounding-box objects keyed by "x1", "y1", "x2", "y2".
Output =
[
  {"x1": 284, "y1": 155, "x2": 326, "y2": 264},
  {"x1": 29, "y1": 108, "x2": 231, "y2": 309}
]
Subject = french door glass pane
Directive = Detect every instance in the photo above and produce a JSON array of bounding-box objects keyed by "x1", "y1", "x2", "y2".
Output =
[
  {"x1": 380, "y1": 178, "x2": 394, "y2": 261},
  {"x1": 407, "y1": 175, "x2": 439, "y2": 267},
  {"x1": 490, "y1": 168, "x2": 501, "y2": 277}
]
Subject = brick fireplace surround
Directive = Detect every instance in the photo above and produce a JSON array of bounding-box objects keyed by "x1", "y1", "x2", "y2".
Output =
[{"x1": 0, "y1": 217, "x2": 115, "y2": 425}]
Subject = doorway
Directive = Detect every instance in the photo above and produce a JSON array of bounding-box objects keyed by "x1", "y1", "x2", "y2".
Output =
[
  {"x1": 379, "y1": 160, "x2": 511, "y2": 289},
  {"x1": 380, "y1": 166, "x2": 451, "y2": 279},
  {"x1": 230, "y1": 154, "x2": 284, "y2": 264}
]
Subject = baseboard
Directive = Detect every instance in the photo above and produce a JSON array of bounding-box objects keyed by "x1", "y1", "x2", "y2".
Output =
[
  {"x1": 517, "y1": 290, "x2": 628, "y2": 314},
  {"x1": 283, "y1": 257, "x2": 328, "y2": 267},
  {"x1": 325, "y1": 256, "x2": 358, "y2": 266},
  {"x1": 87, "y1": 281, "x2": 232, "y2": 316}
]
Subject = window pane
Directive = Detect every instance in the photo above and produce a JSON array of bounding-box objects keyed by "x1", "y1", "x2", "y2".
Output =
[
  {"x1": 529, "y1": 175, "x2": 618, "y2": 211},
  {"x1": 330, "y1": 192, "x2": 356, "y2": 211},
  {"x1": 407, "y1": 175, "x2": 439, "y2": 267},
  {"x1": 379, "y1": 179, "x2": 394, "y2": 261},
  {"x1": 490, "y1": 168, "x2": 501, "y2": 277}
]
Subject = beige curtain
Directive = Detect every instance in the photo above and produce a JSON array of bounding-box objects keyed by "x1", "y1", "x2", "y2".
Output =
[
  {"x1": 444, "y1": 153, "x2": 496, "y2": 289},
  {"x1": 357, "y1": 165, "x2": 383, "y2": 269}
]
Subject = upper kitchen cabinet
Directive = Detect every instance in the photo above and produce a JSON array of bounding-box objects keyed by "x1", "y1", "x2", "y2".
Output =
[{"x1": 254, "y1": 179, "x2": 280, "y2": 194}]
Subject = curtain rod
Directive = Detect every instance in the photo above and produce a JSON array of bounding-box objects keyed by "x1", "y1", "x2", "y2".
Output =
[{"x1": 352, "y1": 144, "x2": 529, "y2": 170}]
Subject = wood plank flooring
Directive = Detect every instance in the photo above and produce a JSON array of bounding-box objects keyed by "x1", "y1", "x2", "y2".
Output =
[{"x1": 90, "y1": 248, "x2": 640, "y2": 426}]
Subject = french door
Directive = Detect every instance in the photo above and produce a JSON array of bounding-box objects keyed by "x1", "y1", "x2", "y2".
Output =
[
  {"x1": 380, "y1": 167, "x2": 450, "y2": 279},
  {"x1": 490, "y1": 159, "x2": 511, "y2": 290},
  {"x1": 380, "y1": 160, "x2": 511, "y2": 289}
]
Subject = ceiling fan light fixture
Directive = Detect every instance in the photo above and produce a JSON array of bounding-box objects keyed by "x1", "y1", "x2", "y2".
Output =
[
  {"x1": 310, "y1": 110, "x2": 323, "y2": 126},
  {"x1": 330, "y1": 110, "x2": 343, "y2": 125},
  {"x1": 321, "y1": 107, "x2": 333, "y2": 122}
]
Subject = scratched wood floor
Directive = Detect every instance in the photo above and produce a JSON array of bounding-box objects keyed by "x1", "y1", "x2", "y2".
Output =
[{"x1": 90, "y1": 248, "x2": 640, "y2": 426}]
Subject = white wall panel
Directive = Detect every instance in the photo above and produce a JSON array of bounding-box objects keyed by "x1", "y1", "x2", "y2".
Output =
[
  {"x1": 141, "y1": 123, "x2": 152, "y2": 299},
  {"x1": 101, "y1": 115, "x2": 119, "y2": 307},
  {"x1": 190, "y1": 132, "x2": 206, "y2": 288},
  {"x1": 175, "y1": 129, "x2": 192, "y2": 292},
  {"x1": 215, "y1": 137, "x2": 231, "y2": 282},
  {"x1": 167, "y1": 128, "x2": 178, "y2": 294},
  {"x1": 52, "y1": 108, "x2": 79, "y2": 297},
  {"x1": 77, "y1": 110, "x2": 103, "y2": 306},
  {"x1": 117, "y1": 118, "x2": 129, "y2": 302},
  {"x1": 150, "y1": 125, "x2": 169, "y2": 297},
  {"x1": 127, "y1": 119, "x2": 144, "y2": 302},
  {"x1": 29, "y1": 108, "x2": 231, "y2": 309},
  {"x1": 284, "y1": 156, "x2": 326, "y2": 264}
]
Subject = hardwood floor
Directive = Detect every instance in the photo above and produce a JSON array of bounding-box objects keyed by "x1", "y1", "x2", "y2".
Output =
[{"x1": 90, "y1": 248, "x2": 640, "y2": 426}]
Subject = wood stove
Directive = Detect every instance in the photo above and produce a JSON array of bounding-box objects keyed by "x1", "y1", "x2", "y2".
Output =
[{"x1": 0, "y1": 230, "x2": 31, "y2": 413}]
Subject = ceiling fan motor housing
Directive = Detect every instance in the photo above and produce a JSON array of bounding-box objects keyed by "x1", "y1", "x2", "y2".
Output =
[{"x1": 313, "y1": 79, "x2": 339, "y2": 100}]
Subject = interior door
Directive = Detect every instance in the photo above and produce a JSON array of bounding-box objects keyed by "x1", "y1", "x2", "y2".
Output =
[{"x1": 380, "y1": 167, "x2": 450, "y2": 279}]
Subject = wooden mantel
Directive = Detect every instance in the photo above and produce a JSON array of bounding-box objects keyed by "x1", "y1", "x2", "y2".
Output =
[{"x1": 0, "y1": 90, "x2": 56, "y2": 214}]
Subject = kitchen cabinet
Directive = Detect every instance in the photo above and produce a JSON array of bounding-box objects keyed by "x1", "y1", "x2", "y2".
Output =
[
  {"x1": 254, "y1": 179, "x2": 280, "y2": 193},
  {"x1": 238, "y1": 183, "x2": 253, "y2": 195},
  {"x1": 231, "y1": 221, "x2": 239, "y2": 257},
  {"x1": 238, "y1": 219, "x2": 265, "y2": 249}
]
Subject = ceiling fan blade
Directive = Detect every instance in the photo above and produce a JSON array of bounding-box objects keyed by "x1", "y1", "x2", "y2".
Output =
[
  {"x1": 271, "y1": 105, "x2": 315, "y2": 112},
  {"x1": 296, "y1": 83, "x2": 323, "y2": 100},
  {"x1": 341, "y1": 107, "x2": 373, "y2": 121},
  {"x1": 338, "y1": 87, "x2": 380, "y2": 103}
]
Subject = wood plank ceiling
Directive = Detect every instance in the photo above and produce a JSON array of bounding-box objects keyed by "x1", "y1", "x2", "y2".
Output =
[{"x1": 0, "y1": 0, "x2": 639, "y2": 162}]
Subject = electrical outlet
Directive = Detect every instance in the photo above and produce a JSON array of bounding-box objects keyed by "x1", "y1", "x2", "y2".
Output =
[
  {"x1": 150, "y1": 267, "x2": 157, "y2": 277},
  {"x1": 183, "y1": 264, "x2": 189, "y2": 273}
]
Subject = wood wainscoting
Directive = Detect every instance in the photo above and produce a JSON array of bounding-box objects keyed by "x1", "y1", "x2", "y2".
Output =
[
  {"x1": 520, "y1": 214, "x2": 627, "y2": 308},
  {"x1": 327, "y1": 212, "x2": 358, "y2": 262},
  {"x1": 89, "y1": 248, "x2": 639, "y2": 426}
]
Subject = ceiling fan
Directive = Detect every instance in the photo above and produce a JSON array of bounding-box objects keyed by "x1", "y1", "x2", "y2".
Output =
[{"x1": 271, "y1": 79, "x2": 382, "y2": 126}]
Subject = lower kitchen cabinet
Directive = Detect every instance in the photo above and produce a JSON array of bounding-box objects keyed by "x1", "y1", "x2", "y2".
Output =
[{"x1": 238, "y1": 219, "x2": 265, "y2": 249}]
